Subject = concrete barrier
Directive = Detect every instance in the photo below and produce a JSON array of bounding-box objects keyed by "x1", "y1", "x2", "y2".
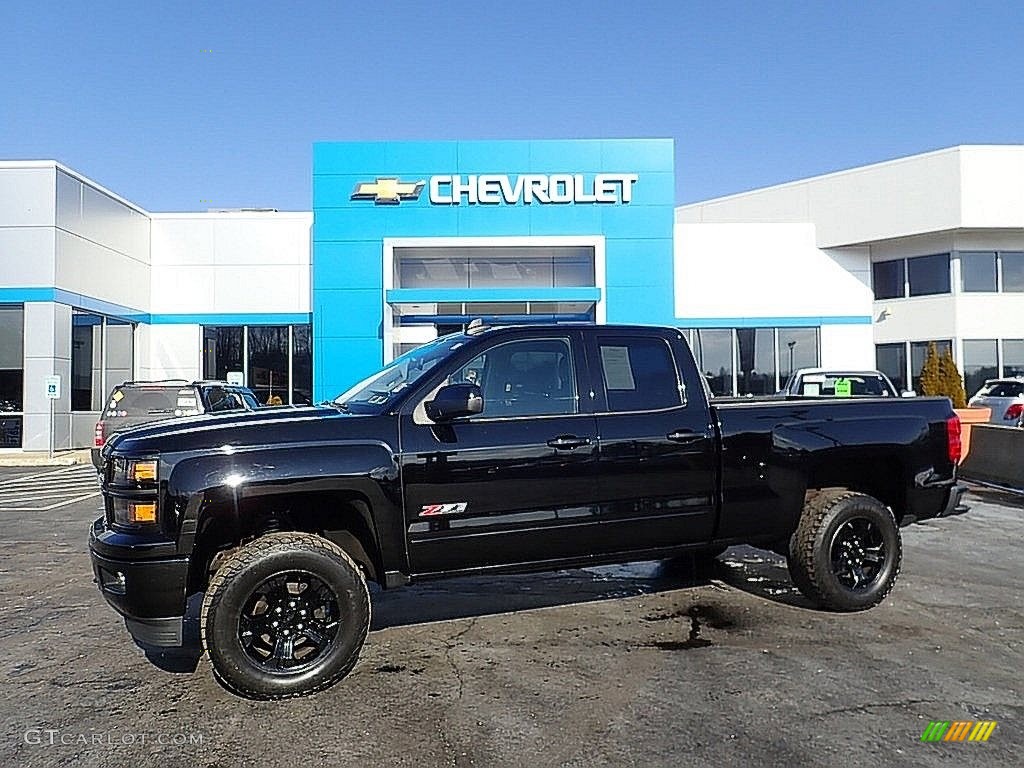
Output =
[{"x1": 959, "y1": 424, "x2": 1024, "y2": 490}]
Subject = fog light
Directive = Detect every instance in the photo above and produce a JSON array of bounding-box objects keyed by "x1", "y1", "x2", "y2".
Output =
[
  {"x1": 101, "y1": 568, "x2": 127, "y2": 595},
  {"x1": 129, "y1": 502, "x2": 157, "y2": 524}
]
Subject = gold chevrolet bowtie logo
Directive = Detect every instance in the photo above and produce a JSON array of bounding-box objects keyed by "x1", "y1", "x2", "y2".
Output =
[{"x1": 351, "y1": 177, "x2": 425, "y2": 204}]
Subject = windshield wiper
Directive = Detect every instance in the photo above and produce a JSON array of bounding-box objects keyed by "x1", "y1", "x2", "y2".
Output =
[{"x1": 322, "y1": 400, "x2": 350, "y2": 412}]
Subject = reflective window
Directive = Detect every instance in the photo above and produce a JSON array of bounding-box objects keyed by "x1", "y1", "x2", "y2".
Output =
[
  {"x1": 394, "y1": 246, "x2": 595, "y2": 290},
  {"x1": 910, "y1": 339, "x2": 952, "y2": 392},
  {"x1": 203, "y1": 327, "x2": 243, "y2": 382},
  {"x1": 71, "y1": 310, "x2": 103, "y2": 411},
  {"x1": 1004, "y1": 339, "x2": 1024, "y2": 377},
  {"x1": 1002, "y1": 252, "x2": 1024, "y2": 292},
  {"x1": 453, "y1": 337, "x2": 576, "y2": 418},
  {"x1": 872, "y1": 260, "x2": 905, "y2": 299},
  {"x1": 961, "y1": 252, "x2": 997, "y2": 292},
  {"x1": 907, "y1": 254, "x2": 950, "y2": 296},
  {"x1": 0, "y1": 305, "x2": 24, "y2": 447},
  {"x1": 876, "y1": 343, "x2": 907, "y2": 394},
  {"x1": 778, "y1": 327, "x2": 820, "y2": 382},
  {"x1": 963, "y1": 340, "x2": 999, "y2": 397},
  {"x1": 597, "y1": 336, "x2": 681, "y2": 412},
  {"x1": 737, "y1": 328, "x2": 776, "y2": 396},
  {"x1": 203, "y1": 324, "x2": 312, "y2": 405},
  {"x1": 693, "y1": 329, "x2": 734, "y2": 397},
  {"x1": 248, "y1": 326, "x2": 289, "y2": 405},
  {"x1": 292, "y1": 326, "x2": 312, "y2": 405}
]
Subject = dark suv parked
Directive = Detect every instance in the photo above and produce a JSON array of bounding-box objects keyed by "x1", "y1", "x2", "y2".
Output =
[{"x1": 91, "y1": 380, "x2": 261, "y2": 469}]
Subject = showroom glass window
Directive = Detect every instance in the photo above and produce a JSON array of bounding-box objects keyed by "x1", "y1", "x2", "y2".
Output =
[
  {"x1": 960, "y1": 252, "x2": 997, "y2": 292},
  {"x1": 736, "y1": 328, "x2": 775, "y2": 396},
  {"x1": 203, "y1": 324, "x2": 312, "y2": 405},
  {"x1": 0, "y1": 304, "x2": 24, "y2": 447},
  {"x1": 963, "y1": 340, "x2": 998, "y2": 398},
  {"x1": 1002, "y1": 252, "x2": 1024, "y2": 292},
  {"x1": 71, "y1": 311, "x2": 103, "y2": 411},
  {"x1": 693, "y1": 329, "x2": 734, "y2": 397},
  {"x1": 910, "y1": 340, "x2": 952, "y2": 392},
  {"x1": 778, "y1": 328, "x2": 820, "y2": 383},
  {"x1": 907, "y1": 254, "x2": 950, "y2": 297},
  {"x1": 875, "y1": 343, "x2": 907, "y2": 394},
  {"x1": 71, "y1": 311, "x2": 136, "y2": 412},
  {"x1": 1004, "y1": 340, "x2": 1024, "y2": 377},
  {"x1": 872, "y1": 260, "x2": 905, "y2": 299}
]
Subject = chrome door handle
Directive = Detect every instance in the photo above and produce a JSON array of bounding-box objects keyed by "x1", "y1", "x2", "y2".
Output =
[
  {"x1": 547, "y1": 435, "x2": 591, "y2": 450},
  {"x1": 667, "y1": 430, "x2": 704, "y2": 444}
]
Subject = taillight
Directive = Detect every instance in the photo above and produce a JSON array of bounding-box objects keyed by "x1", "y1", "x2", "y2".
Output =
[
  {"x1": 1004, "y1": 403, "x2": 1024, "y2": 420},
  {"x1": 946, "y1": 415, "x2": 962, "y2": 464},
  {"x1": 94, "y1": 422, "x2": 105, "y2": 448}
]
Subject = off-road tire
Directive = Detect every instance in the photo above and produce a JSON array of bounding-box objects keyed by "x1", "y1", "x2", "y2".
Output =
[
  {"x1": 200, "y1": 532, "x2": 371, "y2": 699},
  {"x1": 787, "y1": 489, "x2": 902, "y2": 611}
]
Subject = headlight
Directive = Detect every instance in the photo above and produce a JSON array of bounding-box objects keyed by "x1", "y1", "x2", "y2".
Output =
[
  {"x1": 112, "y1": 499, "x2": 158, "y2": 526},
  {"x1": 112, "y1": 458, "x2": 158, "y2": 486}
]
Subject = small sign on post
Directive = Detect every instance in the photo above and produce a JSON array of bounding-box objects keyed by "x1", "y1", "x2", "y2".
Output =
[{"x1": 44, "y1": 375, "x2": 61, "y2": 460}]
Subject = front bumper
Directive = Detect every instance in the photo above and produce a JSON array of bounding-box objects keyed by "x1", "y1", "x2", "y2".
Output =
[{"x1": 88, "y1": 516, "x2": 189, "y2": 647}]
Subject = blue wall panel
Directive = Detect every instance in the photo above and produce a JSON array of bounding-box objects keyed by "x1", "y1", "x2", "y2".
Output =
[{"x1": 312, "y1": 139, "x2": 676, "y2": 401}]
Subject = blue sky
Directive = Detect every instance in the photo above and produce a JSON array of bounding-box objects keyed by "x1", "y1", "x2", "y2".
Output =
[{"x1": 2, "y1": 1, "x2": 1022, "y2": 211}]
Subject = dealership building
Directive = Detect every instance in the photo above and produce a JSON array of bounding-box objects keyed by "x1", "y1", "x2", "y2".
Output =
[{"x1": 2, "y1": 141, "x2": 1023, "y2": 451}]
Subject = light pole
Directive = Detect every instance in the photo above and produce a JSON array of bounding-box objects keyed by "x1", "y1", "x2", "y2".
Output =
[{"x1": 787, "y1": 341, "x2": 797, "y2": 377}]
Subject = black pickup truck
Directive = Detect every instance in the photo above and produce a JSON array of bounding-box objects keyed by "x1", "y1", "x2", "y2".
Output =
[{"x1": 89, "y1": 324, "x2": 966, "y2": 699}]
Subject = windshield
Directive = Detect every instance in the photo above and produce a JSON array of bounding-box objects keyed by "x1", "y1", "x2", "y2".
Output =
[{"x1": 333, "y1": 335, "x2": 470, "y2": 411}]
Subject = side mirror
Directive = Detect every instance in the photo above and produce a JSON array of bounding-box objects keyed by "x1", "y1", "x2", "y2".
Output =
[
  {"x1": 901, "y1": 390, "x2": 916, "y2": 398},
  {"x1": 425, "y1": 383, "x2": 483, "y2": 423}
]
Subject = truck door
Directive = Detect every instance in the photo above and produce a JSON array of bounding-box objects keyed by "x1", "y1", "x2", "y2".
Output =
[
  {"x1": 585, "y1": 329, "x2": 718, "y2": 550},
  {"x1": 398, "y1": 330, "x2": 602, "y2": 575}
]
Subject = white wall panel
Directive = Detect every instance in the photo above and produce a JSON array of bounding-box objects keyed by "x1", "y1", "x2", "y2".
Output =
[
  {"x1": 147, "y1": 325, "x2": 202, "y2": 381},
  {"x1": 820, "y1": 325, "x2": 875, "y2": 369},
  {"x1": 55, "y1": 230, "x2": 151, "y2": 311},
  {"x1": 959, "y1": 147, "x2": 1024, "y2": 229},
  {"x1": 0, "y1": 228, "x2": 55, "y2": 286},
  {"x1": 0, "y1": 166, "x2": 55, "y2": 227},
  {"x1": 674, "y1": 223, "x2": 873, "y2": 319},
  {"x1": 872, "y1": 296, "x2": 958, "y2": 344}
]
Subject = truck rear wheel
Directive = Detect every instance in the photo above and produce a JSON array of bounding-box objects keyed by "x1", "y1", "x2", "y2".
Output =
[
  {"x1": 200, "y1": 532, "x2": 370, "y2": 699},
  {"x1": 787, "y1": 490, "x2": 901, "y2": 611}
]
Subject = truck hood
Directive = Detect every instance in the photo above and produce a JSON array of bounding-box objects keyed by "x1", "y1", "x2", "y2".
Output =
[{"x1": 104, "y1": 405, "x2": 362, "y2": 458}]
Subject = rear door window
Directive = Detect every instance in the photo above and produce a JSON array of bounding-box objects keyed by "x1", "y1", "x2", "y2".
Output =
[{"x1": 596, "y1": 336, "x2": 683, "y2": 412}]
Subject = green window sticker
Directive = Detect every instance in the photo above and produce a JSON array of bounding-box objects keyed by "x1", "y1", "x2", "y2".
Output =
[{"x1": 834, "y1": 378, "x2": 852, "y2": 397}]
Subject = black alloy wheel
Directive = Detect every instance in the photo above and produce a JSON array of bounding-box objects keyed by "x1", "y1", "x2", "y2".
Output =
[
  {"x1": 238, "y1": 570, "x2": 341, "y2": 673},
  {"x1": 829, "y1": 517, "x2": 887, "y2": 591}
]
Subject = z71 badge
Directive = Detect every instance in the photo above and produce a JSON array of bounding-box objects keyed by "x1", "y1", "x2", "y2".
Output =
[{"x1": 420, "y1": 503, "x2": 468, "y2": 517}]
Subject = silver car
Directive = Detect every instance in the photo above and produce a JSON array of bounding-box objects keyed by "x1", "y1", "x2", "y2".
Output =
[{"x1": 968, "y1": 378, "x2": 1024, "y2": 425}]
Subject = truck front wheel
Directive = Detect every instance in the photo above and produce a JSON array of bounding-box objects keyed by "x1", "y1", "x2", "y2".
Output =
[
  {"x1": 787, "y1": 490, "x2": 902, "y2": 611},
  {"x1": 200, "y1": 532, "x2": 370, "y2": 699}
]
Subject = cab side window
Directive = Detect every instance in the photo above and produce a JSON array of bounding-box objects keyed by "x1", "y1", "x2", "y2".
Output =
[
  {"x1": 450, "y1": 337, "x2": 577, "y2": 418},
  {"x1": 597, "y1": 336, "x2": 683, "y2": 412},
  {"x1": 205, "y1": 387, "x2": 244, "y2": 412}
]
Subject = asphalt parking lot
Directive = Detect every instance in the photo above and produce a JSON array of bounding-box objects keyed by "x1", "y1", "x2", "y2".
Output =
[{"x1": 1, "y1": 470, "x2": 1021, "y2": 768}]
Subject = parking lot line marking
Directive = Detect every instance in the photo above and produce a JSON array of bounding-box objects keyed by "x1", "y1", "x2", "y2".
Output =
[
  {"x1": 3, "y1": 492, "x2": 100, "y2": 511},
  {"x1": 0, "y1": 465, "x2": 94, "y2": 486},
  {"x1": 0, "y1": 475, "x2": 98, "y2": 489}
]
